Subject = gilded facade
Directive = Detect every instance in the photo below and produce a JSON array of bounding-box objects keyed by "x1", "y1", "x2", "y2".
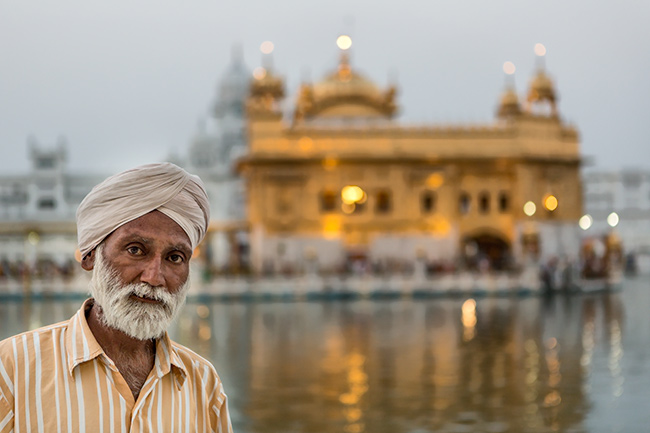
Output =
[{"x1": 240, "y1": 49, "x2": 583, "y2": 273}]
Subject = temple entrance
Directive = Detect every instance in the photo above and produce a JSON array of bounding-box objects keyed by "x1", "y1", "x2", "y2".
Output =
[
  {"x1": 462, "y1": 233, "x2": 511, "y2": 271},
  {"x1": 345, "y1": 248, "x2": 369, "y2": 275}
]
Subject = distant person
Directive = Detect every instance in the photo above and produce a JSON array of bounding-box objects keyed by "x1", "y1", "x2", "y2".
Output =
[{"x1": 0, "y1": 163, "x2": 232, "y2": 432}]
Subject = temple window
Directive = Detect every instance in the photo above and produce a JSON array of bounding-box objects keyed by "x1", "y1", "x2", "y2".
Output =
[
  {"x1": 320, "y1": 190, "x2": 337, "y2": 212},
  {"x1": 38, "y1": 198, "x2": 56, "y2": 210},
  {"x1": 36, "y1": 157, "x2": 55, "y2": 169},
  {"x1": 376, "y1": 190, "x2": 392, "y2": 214},
  {"x1": 499, "y1": 192, "x2": 510, "y2": 213},
  {"x1": 421, "y1": 190, "x2": 436, "y2": 214},
  {"x1": 459, "y1": 192, "x2": 471, "y2": 215},
  {"x1": 479, "y1": 192, "x2": 490, "y2": 214}
]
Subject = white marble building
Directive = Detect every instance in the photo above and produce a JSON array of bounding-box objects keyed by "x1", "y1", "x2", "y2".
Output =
[
  {"x1": 0, "y1": 137, "x2": 103, "y2": 273},
  {"x1": 582, "y1": 169, "x2": 650, "y2": 272},
  {"x1": 172, "y1": 49, "x2": 251, "y2": 273},
  {"x1": 0, "y1": 52, "x2": 251, "y2": 279}
]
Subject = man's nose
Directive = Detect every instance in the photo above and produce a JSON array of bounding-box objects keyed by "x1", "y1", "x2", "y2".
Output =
[{"x1": 140, "y1": 256, "x2": 165, "y2": 287}]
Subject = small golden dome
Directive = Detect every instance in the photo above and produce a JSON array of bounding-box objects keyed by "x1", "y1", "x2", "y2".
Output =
[
  {"x1": 294, "y1": 53, "x2": 397, "y2": 121},
  {"x1": 497, "y1": 87, "x2": 521, "y2": 118},
  {"x1": 500, "y1": 88, "x2": 519, "y2": 106},
  {"x1": 250, "y1": 68, "x2": 284, "y2": 99},
  {"x1": 527, "y1": 69, "x2": 556, "y2": 103},
  {"x1": 247, "y1": 67, "x2": 285, "y2": 118}
]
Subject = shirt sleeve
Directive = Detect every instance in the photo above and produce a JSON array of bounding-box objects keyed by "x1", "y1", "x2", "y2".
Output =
[
  {"x1": 209, "y1": 380, "x2": 233, "y2": 433},
  {"x1": 0, "y1": 350, "x2": 14, "y2": 433},
  {"x1": 0, "y1": 391, "x2": 13, "y2": 433}
]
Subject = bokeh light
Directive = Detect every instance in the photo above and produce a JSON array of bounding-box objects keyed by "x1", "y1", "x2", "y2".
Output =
[
  {"x1": 341, "y1": 202, "x2": 356, "y2": 214},
  {"x1": 461, "y1": 299, "x2": 477, "y2": 327},
  {"x1": 341, "y1": 185, "x2": 365, "y2": 204},
  {"x1": 607, "y1": 212, "x2": 620, "y2": 227},
  {"x1": 260, "y1": 41, "x2": 274, "y2": 54},
  {"x1": 544, "y1": 195, "x2": 558, "y2": 212},
  {"x1": 462, "y1": 298, "x2": 477, "y2": 342},
  {"x1": 27, "y1": 231, "x2": 40, "y2": 246},
  {"x1": 534, "y1": 43, "x2": 547, "y2": 56},
  {"x1": 197, "y1": 305, "x2": 210, "y2": 319},
  {"x1": 253, "y1": 67, "x2": 267, "y2": 80},
  {"x1": 426, "y1": 173, "x2": 444, "y2": 189},
  {"x1": 579, "y1": 214, "x2": 593, "y2": 231},
  {"x1": 337, "y1": 35, "x2": 352, "y2": 50},
  {"x1": 503, "y1": 61, "x2": 516, "y2": 75},
  {"x1": 523, "y1": 201, "x2": 537, "y2": 216},
  {"x1": 298, "y1": 136, "x2": 313, "y2": 151}
]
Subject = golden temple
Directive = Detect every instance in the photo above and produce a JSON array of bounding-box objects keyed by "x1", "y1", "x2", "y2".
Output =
[{"x1": 239, "y1": 41, "x2": 582, "y2": 273}]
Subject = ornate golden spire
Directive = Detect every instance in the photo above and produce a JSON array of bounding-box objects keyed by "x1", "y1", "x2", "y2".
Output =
[
  {"x1": 497, "y1": 61, "x2": 521, "y2": 118},
  {"x1": 246, "y1": 41, "x2": 285, "y2": 119},
  {"x1": 525, "y1": 44, "x2": 558, "y2": 117}
]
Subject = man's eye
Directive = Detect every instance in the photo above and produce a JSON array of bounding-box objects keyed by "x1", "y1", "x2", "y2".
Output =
[
  {"x1": 169, "y1": 254, "x2": 184, "y2": 263},
  {"x1": 127, "y1": 246, "x2": 143, "y2": 255}
]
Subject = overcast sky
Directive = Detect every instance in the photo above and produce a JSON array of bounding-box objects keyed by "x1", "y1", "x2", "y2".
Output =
[{"x1": 1, "y1": 0, "x2": 648, "y2": 175}]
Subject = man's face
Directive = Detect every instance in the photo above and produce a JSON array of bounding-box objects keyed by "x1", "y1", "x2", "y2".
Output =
[{"x1": 87, "y1": 210, "x2": 193, "y2": 340}]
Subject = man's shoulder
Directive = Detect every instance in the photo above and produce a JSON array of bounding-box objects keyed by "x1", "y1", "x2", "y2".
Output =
[
  {"x1": 0, "y1": 320, "x2": 69, "y2": 355},
  {"x1": 169, "y1": 340, "x2": 218, "y2": 375}
]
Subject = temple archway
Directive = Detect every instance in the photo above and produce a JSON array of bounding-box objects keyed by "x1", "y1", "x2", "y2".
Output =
[{"x1": 462, "y1": 230, "x2": 511, "y2": 271}]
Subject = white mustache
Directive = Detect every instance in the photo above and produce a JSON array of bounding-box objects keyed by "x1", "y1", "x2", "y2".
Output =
[{"x1": 129, "y1": 283, "x2": 175, "y2": 304}]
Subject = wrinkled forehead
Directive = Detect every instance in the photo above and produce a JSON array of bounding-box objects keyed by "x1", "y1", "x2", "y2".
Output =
[{"x1": 104, "y1": 210, "x2": 192, "y2": 255}]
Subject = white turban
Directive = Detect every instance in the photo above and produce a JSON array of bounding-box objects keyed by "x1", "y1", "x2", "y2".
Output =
[{"x1": 76, "y1": 163, "x2": 210, "y2": 258}]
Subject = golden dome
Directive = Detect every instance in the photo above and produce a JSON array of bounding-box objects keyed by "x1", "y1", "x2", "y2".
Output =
[
  {"x1": 246, "y1": 67, "x2": 285, "y2": 118},
  {"x1": 500, "y1": 88, "x2": 519, "y2": 106},
  {"x1": 250, "y1": 67, "x2": 284, "y2": 100},
  {"x1": 527, "y1": 69, "x2": 556, "y2": 104},
  {"x1": 294, "y1": 53, "x2": 397, "y2": 121},
  {"x1": 525, "y1": 68, "x2": 559, "y2": 117},
  {"x1": 497, "y1": 87, "x2": 521, "y2": 118}
]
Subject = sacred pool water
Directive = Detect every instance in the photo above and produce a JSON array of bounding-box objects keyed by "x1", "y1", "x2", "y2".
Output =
[{"x1": 2, "y1": 277, "x2": 649, "y2": 433}]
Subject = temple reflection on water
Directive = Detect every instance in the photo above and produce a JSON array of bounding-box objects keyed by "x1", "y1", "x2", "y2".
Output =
[{"x1": 0, "y1": 285, "x2": 629, "y2": 432}]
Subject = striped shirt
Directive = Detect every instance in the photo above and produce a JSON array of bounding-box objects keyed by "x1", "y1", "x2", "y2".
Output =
[{"x1": 0, "y1": 299, "x2": 232, "y2": 433}]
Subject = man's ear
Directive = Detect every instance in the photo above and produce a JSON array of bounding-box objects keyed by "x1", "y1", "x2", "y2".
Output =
[{"x1": 81, "y1": 249, "x2": 96, "y2": 271}]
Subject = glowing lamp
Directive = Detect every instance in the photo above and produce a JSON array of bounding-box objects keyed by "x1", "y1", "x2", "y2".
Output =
[
  {"x1": 544, "y1": 195, "x2": 558, "y2": 212},
  {"x1": 426, "y1": 173, "x2": 444, "y2": 188},
  {"x1": 607, "y1": 212, "x2": 619, "y2": 227},
  {"x1": 27, "y1": 231, "x2": 40, "y2": 246},
  {"x1": 260, "y1": 41, "x2": 274, "y2": 54},
  {"x1": 336, "y1": 35, "x2": 352, "y2": 50},
  {"x1": 578, "y1": 214, "x2": 593, "y2": 231},
  {"x1": 523, "y1": 201, "x2": 537, "y2": 217},
  {"x1": 341, "y1": 185, "x2": 365, "y2": 204},
  {"x1": 253, "y1": 67, "x2": 266, "y2": 80}
]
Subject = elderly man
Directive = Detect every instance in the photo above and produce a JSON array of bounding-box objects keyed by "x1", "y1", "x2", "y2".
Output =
[{"x1": 0, "y1": 163, "x2": 232, "y2": 432}]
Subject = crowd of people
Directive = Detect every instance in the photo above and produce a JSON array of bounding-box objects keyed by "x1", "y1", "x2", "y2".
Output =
[{"x1": 0, "y1": 258, "x2": 77, "y2": 281}]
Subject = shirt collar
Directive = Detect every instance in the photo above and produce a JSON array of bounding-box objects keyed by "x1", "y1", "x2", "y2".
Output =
[
  {"x1": 65, "y1": 298, "x2": 188, "y2": 386},
  {"x1": 155, "y1": 331, "x2": 189, "y2": 388},
  {"x1": 65, "y1": 298, "x2": 105, "y2": 374}
]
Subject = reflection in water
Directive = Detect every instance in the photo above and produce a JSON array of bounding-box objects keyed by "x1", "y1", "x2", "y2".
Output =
[{"x1": 2, "y1": 280, "x2": 648, "y2": 432}]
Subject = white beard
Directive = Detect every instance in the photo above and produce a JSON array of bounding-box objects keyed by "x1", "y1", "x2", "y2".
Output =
[{"x1": 89, "y1": 246, "x2": 190, "y2": 340}]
